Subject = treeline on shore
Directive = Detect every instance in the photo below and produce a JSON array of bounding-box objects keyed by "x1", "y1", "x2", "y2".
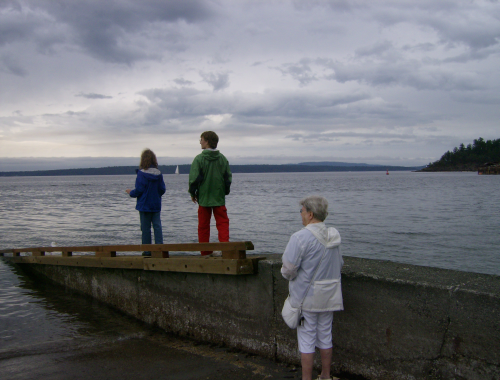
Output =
[
  {"x1": 421, "y1": 137, "x2": 500, "y2": 172},
  {"x1": 0, "y1": 164, "x2": 422, "y2": 177}
]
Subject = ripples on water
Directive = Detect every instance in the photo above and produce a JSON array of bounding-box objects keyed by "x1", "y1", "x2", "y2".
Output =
[
  {"x1": 0, "y1": 259, "x2": 81, "y2": 350},
  {"x1": 0, "y1": 172, "x2": 499, "y2": 275},
  {"x1": 0, "y1": 260, "x2": 152, "y2": 353}
]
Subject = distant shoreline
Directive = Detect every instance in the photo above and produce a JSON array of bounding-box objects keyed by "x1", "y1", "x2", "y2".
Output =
[
  {"x1": 416, "y1": 169, "x2": 478, "y2": 172},
  {"x1": 0, "y1": 164, "x2": 424, "y2": 177}
]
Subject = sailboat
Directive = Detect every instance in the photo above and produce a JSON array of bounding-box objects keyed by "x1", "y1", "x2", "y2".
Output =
[{"x1": 175, "y1": 165, "x2": 180, "y2": 175}]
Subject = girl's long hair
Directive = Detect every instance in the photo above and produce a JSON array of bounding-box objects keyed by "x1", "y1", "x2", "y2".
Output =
[{"x1": 139, "y1": 149, "x2": 158, "y2": 170}]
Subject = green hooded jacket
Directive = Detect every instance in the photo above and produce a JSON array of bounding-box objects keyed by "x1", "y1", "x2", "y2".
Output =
[{"x1": 188, "y1": 149, "x2": 232, "y2": 207}]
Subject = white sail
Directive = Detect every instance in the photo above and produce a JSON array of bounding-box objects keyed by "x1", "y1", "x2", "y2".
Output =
[{"x1": 175, "y1": 165, "x2": 179, "y2": 174}]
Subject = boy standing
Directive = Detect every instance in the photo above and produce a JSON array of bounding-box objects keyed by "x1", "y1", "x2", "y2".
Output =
[{"x1": 189, "y1": 131, "x2": 232, "y2": 256}]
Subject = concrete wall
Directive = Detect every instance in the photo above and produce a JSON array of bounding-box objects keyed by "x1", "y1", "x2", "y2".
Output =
[{"x1": 14, "y1": 255, "x2": 500, "y2": 380}]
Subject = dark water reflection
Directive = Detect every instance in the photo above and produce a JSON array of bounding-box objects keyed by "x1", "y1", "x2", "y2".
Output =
[{"x1": 0, "y1": 260, "x2": 150, "y2": 352}]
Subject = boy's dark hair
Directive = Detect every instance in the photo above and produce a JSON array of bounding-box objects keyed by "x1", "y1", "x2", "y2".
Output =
[
  {"x1": 139, "y1": 148, "x2": 158, "y2": 169},
  {"x1": 201, "y1": 131, "x2": 219, "y2": 149}
]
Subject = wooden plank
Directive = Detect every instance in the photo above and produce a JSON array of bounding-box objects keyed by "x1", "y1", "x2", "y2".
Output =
[
  {"x1": 8, "y1": 246, "x2": 103, "y2": 253},
  {"x1": 24, "y1": 256, "x2": 144, "y2": 269},
  {"x1": 222, "y1": 250, "x2": 246, "y2": 259},
  {"x1": 3, "y1": 255, "x2": 266, "y2": 274},
  {"x1": 62, "y1": 250, "x2": 73, "y2": 257},
  {"x1": 31, "y1": 256, "x2": 73, "y2": 266},
  {"x1": 96, "y1": 257, "x2": 143, "y2": 269},
  {"x1": 7, "y1": 256, "x2": 31, "y2": 264},
  {"x1": 100, "y1": 242, "x2": 254, "y2": 253},
  {"x1": 143, "y1": 257, "x2": 256, "y2": 275},
  {"x1": 32, "y1": 250, "x2": 45, "y2": 257},
  {"x1": 2, "y1": 242, "x2": 254, "y2": 256},
  {"x1": 151, "y1": 251, "x2": 169, "y2": 258},
  {"x1": 95, "y1": 250, "x2": 116, "y2": 257}
]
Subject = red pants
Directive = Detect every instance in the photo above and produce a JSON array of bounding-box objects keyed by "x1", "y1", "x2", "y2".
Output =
[{"x1": 198, "y1": 205, "x2": 229, "y2": 255}]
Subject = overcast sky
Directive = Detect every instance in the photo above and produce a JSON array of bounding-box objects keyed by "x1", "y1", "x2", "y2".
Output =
[{"x1": 1, "y1": 0, "x2": 499, "y2": 171}]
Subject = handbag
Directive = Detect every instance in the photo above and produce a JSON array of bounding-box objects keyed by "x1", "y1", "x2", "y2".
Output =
[
  {"x1": 281, "y1": 296, "x2": 302, "y2": 328},
  {"x1": 281, "y1": 249, "x2": 328, "y2": 329}
]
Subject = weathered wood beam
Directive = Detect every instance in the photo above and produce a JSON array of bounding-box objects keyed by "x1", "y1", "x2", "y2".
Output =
[
  {"x1": 151, "y1": 251, "x2": 169, "y2": 258},
  {"x1": 2, "y1": 242, "x2": 254, "y2": 255},
  {"x1": 143, "y1": 257, "x2": 261, "y2": 275},
  {"x1": 5, "y1": 255, "x2": 266, "y2": 275},
  {"x1": 96, "y1": 250, "x2": 117, "y2": 258},
  {"x1": 222, "y1": 250, "x2": 247, "y2": 259},
  {"x1": 10, "y1": 256, "x2": 144, "y2": 269}
]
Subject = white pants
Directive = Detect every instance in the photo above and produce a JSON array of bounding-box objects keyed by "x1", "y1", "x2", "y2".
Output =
[{"x1": 297, "y1": 310, "x2": 334, "y2": 353}]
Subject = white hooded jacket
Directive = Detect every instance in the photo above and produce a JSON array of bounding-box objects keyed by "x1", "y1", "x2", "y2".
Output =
[{"x1": 281, "y1": 222, "x2": 344, "y2": 312}]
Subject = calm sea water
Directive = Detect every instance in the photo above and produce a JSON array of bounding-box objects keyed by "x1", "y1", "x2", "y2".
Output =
[
  {"x1": 0, "y1": 171, "x2": 499, "y2": 275},
  {"x1": 0, "y1": 171, "x2": 499, "y2": 369},
  {"x1": 0, "y1": 259, "x2": 148, "y2": 352}
]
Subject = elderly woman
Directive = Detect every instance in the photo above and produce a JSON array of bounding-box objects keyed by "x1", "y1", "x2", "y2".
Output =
[{"x1": 281, "y1": 196, "x2": 343, "y2": 380}]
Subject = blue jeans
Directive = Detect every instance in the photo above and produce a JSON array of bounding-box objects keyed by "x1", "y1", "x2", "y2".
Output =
[{"x1": 139, "y1": 212, "x2": 163, "y2": 252}]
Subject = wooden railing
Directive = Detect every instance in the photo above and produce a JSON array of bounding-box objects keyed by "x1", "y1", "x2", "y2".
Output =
[
  {"x1": 1, "y1": 242, "x2": 261, "y2": 275},
  {"x1": 0, "y1": 241, "x2": 254, "y2": 259}
]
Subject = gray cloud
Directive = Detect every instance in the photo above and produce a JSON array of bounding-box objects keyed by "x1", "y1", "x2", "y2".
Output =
[
  {"x1": 287, "y1": 131, "x2": 423, "y2": 143},
  {"x1": 293, "y1": 0, "x2": 353, "y2": 12},
  {"x1": 0, "y1": 7, "x2": 32, "y2": 46},
  {"x1": 275, "y1": 58, "x2": 317, "y2": 86},
  {"x1": 0, "y1": 55, "x2": 27, "y2": 76},
  {"x1": 173, "y1": 78, "x2": 194, "y2": 86},
  {"x1": 136, "y1": 86, "x2": 429, "y2": 133},
  {"x1": 354, "y1": 40, "x2": 397, "y2": 58},
  {"x1": 199, "y1": 71, "x2": 230, "y2": 92},
  {"x1": 76, "y1": 92, "x2": 113, "y2": 99},
  {"x1": 53, "y1": 0, "x2": 214, "y2": 64},
  {"x1": 274, "y1": 54, "x2": 485, "y2": 92},
  {"x1": 442, "y1": 45, "x2": 500, "y2": 63},
  {"x1": 250, "y1": 61, "x2": 265, "y2": 67},
  {"x1": 330, "y1": 60, "x2": 485, "y2": 91},
  {"x1": 370, "y1": 2, "x2": 500, "y2": 51},
  {"x1": 2, "y1": 0, "x2": 215, "y2": 64},
  {"x1": 424, "y1": 13, "x2": 500, "y2": 51}
]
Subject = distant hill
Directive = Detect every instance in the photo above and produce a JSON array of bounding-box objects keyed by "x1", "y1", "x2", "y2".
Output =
[
  {"x1": 297, "y1": 161, "x2": 381, "y2": 167},
  {"x1": 228, "y1": 164, "x2": 419, "y2": 173},
  {"x1": 420, "y1": 137, "x2": 500, "y2": 172},
  {"x1": 0, "y1": 163, "x2": 423, "y2": 177}
]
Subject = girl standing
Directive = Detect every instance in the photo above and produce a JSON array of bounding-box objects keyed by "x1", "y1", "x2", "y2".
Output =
[{"x1": 126, "y1": 149, "x2": 166, "y2": 256}]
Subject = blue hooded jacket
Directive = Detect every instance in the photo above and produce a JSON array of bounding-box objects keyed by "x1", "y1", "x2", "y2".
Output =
[{"x1": 129, "y1": 168, "x2": 166, "y2": 212}]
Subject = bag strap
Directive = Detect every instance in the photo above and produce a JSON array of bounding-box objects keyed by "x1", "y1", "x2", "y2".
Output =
[{"x1": 295, "y1": 248, "x2": 328, "y2": 308}]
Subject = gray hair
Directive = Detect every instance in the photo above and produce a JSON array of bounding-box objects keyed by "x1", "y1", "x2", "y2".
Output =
[{"x1": 300, "y1": 195, "x2": 329, "y2": 222}]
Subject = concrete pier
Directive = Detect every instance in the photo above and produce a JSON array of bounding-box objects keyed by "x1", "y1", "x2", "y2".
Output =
[{"x1": 5, "y1": 254, "x2": 500, "y2": 380}]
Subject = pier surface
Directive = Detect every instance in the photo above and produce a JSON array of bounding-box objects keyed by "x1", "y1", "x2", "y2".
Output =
[{"x1": 0, "y1": 330, "x2": 306, "y2": 380}]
